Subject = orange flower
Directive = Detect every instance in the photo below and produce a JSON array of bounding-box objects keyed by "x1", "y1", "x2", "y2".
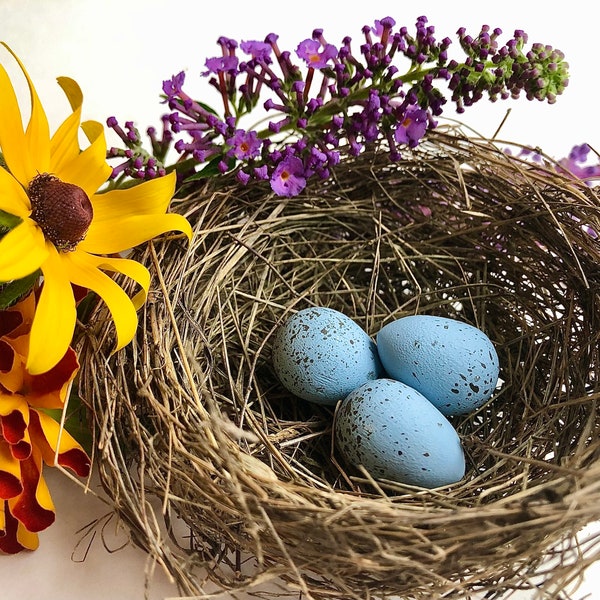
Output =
[{"x1": 0, "y1": 293, "x2": 89, "y2": 553}]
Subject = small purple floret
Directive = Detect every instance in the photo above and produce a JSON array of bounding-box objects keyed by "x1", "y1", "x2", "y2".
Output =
[{"x1": 270, "y1": 155, "x2": 307, "y2": 197}]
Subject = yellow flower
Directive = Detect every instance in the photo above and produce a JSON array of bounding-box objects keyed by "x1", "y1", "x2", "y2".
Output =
[{"x1": 0, "y1": 43, "x2": 192, "y2": 374}]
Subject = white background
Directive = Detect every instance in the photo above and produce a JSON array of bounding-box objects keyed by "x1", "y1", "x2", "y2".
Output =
[{"x1": 0, "y1": 1, "x2": 598, "y2": 598}]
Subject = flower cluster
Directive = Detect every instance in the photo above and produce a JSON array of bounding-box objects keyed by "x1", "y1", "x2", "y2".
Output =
[
  {"x1": 106, "y1": 15, "x2": 569, "y2": 197},
  {"x1": 508, "y1": 142, "x2": 600, "y2": 241},
  {"x1": 0, "y1": 294, "x2": 89, "y2": 553},
  {"x1": 451, "y1": 26, "x2": 569, "y2": 110},
  {"x1": 0, "y1": 43, "x2": 192, "y2": 551},
  {"x1": 509, "y1": 142, "x2": 600, "y2": 184},
  {"x1": 556, "y1": 143, "x2": 600, "y2": 183}
]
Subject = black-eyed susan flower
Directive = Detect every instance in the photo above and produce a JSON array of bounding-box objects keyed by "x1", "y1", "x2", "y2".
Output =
[
  {"x1": 0, "y1": 43, "x2": 192, "y2": 375},
  {"x1": 0, "y1": 293, "x2": 88, "y2": 553}
]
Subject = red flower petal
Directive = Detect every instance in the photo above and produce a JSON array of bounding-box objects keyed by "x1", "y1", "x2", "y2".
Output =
[
  {"x1": 0, "y1": 472, "x2": 22, "y2": 500},
  {"x1": 0, "y1": 310, "x2": 22, "y2": 338},
  {"x1": 25, "y1": 346, "x2": 79, "y2": 410},
  {"x1": 8, "y1": 424, "x2": 32, "y2": 461},
  {"x1": 0, "y1": 395, "x2": 29, "y2": 453},
  {"x1": 56, "y1": 448, "x2": 90, "y2": 477},
  {"x1": 8, "y1": 452, "x2": 54, "y2": 533},
  {"x1": 0, "y1": 442, "x2": 23, "y2": 499},
  {"x1": 28, "y1": 410, "x2": 90, "y2": 477},
  {"x1": 9, "y1": 439, "x2": 32, "y2": 461},
  {"x1": 0, "y1": 340, "x2": 15, "y2": 372},
  {"x1": 0, "y1": 409, "x2": 27, "y2": 445},
  {"x1": 0, "y1": 501, "x2": 38, "y2": 554},
  {"x1": 0, "y1": 502, "x2": 26, "y2": 554}
]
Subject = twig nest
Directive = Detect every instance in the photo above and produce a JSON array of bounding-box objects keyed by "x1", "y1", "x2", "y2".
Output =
[{"x1": 79, "y1": 129, "x2": 600, "y2": 599}]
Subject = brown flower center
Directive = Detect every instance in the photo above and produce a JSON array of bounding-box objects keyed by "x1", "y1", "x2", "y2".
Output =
[{"x1": 28, "y1": 173, "x2": 93, "y2": 251}]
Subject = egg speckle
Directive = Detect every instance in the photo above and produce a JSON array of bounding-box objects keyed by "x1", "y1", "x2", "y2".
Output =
[
  {"x1": 272, "y1": 307, "x2": 384, "y2": 405},
  {"x1": 335, "y1": 378, "x2": 465, "y2": 487},
  {"x1": 376, "y1": 315, "x2": 499, "y2": 416}
]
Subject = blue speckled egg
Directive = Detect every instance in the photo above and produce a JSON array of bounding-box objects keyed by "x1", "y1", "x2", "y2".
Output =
[
  {"x1": 272, "y1": 307, "x2": 384, "y2": 405},
  {"x1": 376, "y1": 315, "x2": 499, "y2": 416},
  {"x1": 335, "y1": 378, "x2": 465, "y2": 488}
]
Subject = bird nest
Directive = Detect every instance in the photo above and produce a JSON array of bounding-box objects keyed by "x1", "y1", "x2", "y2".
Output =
[{"x1": 78, "y1": 128, "x2": 600, "y2": 599}]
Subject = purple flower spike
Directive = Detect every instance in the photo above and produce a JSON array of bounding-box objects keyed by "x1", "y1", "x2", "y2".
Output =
[
  {"x1": 270, "y1": 155, "x2": 307, "y2": 197},
  {"x1": 107, "y1": 15, "x2": 569, "y2": 193}
]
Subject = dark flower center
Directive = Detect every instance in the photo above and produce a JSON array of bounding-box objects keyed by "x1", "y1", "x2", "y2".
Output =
[{"x1": 28, "y1": 173, "x2": 93, "y2": 251}]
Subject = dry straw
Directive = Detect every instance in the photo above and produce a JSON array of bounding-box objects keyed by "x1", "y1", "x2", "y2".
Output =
[{"x1": 79, "y1": 126, "x2": 600, "y2": 599}]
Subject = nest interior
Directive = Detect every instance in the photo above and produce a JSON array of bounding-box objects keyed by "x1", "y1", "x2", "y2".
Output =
[{"x1": 79, "y1": 130, "x2": 600, "y2": 599}]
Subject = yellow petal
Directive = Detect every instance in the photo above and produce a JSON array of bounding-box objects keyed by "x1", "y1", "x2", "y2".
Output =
[
  {"x1": 49, "y1": 78, "x2": 83, "y2": 175},
  {"x1": 81, "y1": 213, "x2": 193, "y2": 254},
  {"x1": 56, "y1": 76, "x2": 83, "y2": 112},
  {"x1": 16, "y1": 521, "x2": 39, "y2": 551},
  {"x1": 0, "y1": 441, "x2": 22, "y2": 499},
  {"x1": 0, "y1": 62, "x2": 29, "y2": 185},
  {"x1": 91, "y1": 171, "x2": 177, "y2": 222},
  {"x1": 30, "y1": 411, "x2": 90, "y2": 477},
  {"x1": 80, "y1": 120, "x2": 104, "y2": 145},
  {"x1": 0, "y1": 43, "x2": 50, "y2": 181},
  {"x1": 0, "y1": 393, "x2": 28, "y2": 419},
  {"x1": 53, "y1": 119, "x2": 111, "y2": 198},
  {"x1": 0, "y1": 349, "x2": 24, "y2": 395},
  {"x1": 62, "y1": 251, "x2": 138, "y2": 352},
  {"x1": 26, "y1": 245, "x2": 77, "y2": 375},
  {"x1": 83, "y1": 253, "x2": 150, "y2": 309},
  {"x1": 0, "y1": 166, "x2": 30, "y2": 217},
  {"x1": 0, "y1": 220, "x2": 47, "y2": 283},
  {"x1": 8, "y1": 450, "x2": 55, "y2": 532}
]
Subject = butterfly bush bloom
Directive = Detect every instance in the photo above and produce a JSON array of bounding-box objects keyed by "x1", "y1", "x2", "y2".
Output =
[
  {"x1": 240, "y1": 40, "x2": 272, "y2": 61},
  {"x1": 0, "y1": 294, "x2": 89, "y2": 553},
  {"x1": 296, "y1": 39, "x2": 337, "y2": 69},
  {"x1": 107, "y1": 15, "x2": 569, "y2": 197},
  {"x1": 0, "y1": 44, "x2": 192, "y2": 374},
  {"x1": 226, "y1": 129, "x2": 262, "y2": 160},
  {"x1": 394, "y1": 106, "x2": 429, "y2": 147},
  {"x1": 557, "y1": 143, "x2": 600, "y2": 182},
  {"x1": 270, "y1": 155, "x2": 306, "y2": 197}
]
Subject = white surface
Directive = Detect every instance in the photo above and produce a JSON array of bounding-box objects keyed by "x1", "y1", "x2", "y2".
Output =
[{"x1": 0, "y1": 1, "x2": 599, "y2": 598}]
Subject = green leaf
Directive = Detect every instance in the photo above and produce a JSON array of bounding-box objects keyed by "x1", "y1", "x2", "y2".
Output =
[
  {"x1": 0, "y1": 270, "x2": 40, "y2": 309},
  {"x1": 159, "y1": 94, "x2": 219, "y2": 117},
  {"x1": 196, "y1": 100, "x2": 220, "y2": 116},
  {"x1": 184, "y1": 155, "x2": 236, "y2": 182},
  {"x1": 0, "y1": 209, "x2": 21, "y2": 232},
  {"x1": 42, "y1": 392, "x2": 93, "y2": 456}
]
